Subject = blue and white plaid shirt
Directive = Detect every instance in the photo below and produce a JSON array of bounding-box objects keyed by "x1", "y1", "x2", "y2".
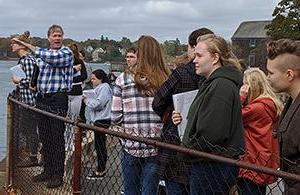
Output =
[
  {"x1": 34, "y1": 46, "x2": 73, "y2": 94},
  {"x1": 18, "y1": 54, "x2": 36, "y2": 106}
]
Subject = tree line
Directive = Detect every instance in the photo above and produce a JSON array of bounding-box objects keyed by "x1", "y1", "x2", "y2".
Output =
[{"x1": 0, "y1": 35, "x2": 187, "y2": 64}]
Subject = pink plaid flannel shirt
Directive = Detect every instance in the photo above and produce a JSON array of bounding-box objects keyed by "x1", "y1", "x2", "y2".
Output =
[{"x1": 111, "y1": 72, "x2": 163, "y2": 157}]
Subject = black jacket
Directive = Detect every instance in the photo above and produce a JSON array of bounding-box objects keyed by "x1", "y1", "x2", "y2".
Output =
[
  {"x1": 153, "y1": 61, "x2": 205, "y2": 144},
  {"x1": 68, "y1": 59, "x2": 87, "y2": 95},
  {"x1": 152, "y1": 61, "x2": 205, "y2": 182}
]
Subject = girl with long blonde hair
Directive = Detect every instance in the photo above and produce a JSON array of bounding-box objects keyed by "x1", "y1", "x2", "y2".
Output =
[
  {"x1": 242, "y1": 68, "x2": 283, "y2": 114},
  {"x1": 238, "y1": 67, "x2": 283, "y2": 195}
]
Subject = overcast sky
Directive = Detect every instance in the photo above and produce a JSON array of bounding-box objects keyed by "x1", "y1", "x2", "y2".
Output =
[{"x1": 0, "y1": 0, "x2": 280, "y2": 43}]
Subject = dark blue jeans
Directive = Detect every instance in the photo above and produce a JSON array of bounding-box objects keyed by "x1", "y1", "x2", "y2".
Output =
[
  {"x1": 237, "y1": 178, "x2": 266, "y2": 195},
  {"x1": 190, "y1": 162, "x2": 238, "y2": 195},
  {"x1": 36, "y1": 92, "x2": 68, "y2": 177},
  {"x1": 121, "y1": 150, "x2": 159, "y2": 195},
  {"x1": 166, "y1": 180, "x2": 189, "y2": 195}
]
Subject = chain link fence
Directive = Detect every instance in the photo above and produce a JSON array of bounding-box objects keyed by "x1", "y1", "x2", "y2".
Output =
[{"x1": 5, "y1": 95, "x2": 300, "y2": 194}]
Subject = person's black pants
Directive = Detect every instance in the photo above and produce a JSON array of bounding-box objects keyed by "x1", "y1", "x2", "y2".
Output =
[
  {"x1": 94, "y1": 119, "x2": 110, "y2": 172},
  {"x1": 20, "y1": 108, "x2": 39, "y2": 155},
  {"x1": 79, "y1": 100, "x2": 86, "y2": 123},
  {"x1": 36, "y1": 92, "x2": 68, "y2": 178}
]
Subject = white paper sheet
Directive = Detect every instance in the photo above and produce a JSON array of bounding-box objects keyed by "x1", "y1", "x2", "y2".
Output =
[
  {"x1": 10, "y1": 65, "x2": 26, "y2": 80},
  {"x1": 82, "y1": 89, "x2": 96, "y2": 99},
  {"x1": 172, "y1": 89, "x2": 198, "y2": 141}
]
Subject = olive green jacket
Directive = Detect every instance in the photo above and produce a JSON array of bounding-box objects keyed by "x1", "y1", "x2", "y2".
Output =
[{"x1": 182, "y1": 66, "x2": 244, "y2": 158}]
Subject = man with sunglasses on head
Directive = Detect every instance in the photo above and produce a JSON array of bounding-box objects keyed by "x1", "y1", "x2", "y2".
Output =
[{"x1": 13, "y1": 24, "x2": 73, "y2": 189}]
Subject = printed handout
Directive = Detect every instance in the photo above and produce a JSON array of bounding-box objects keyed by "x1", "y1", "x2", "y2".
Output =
[
  {"x1": 83, "y1": 89, "x2": 96, "y2": 99},
  {"x1": 10, "y1": 65, "x2": 26, "y2": 80},
  {"x1": 172, "y1": 89, "x2": 198, "y2": 141}
]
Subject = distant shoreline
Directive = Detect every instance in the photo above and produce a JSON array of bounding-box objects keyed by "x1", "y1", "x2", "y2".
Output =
[{"x1": 0, "y1": 57, "x2": 18, "y2": 61}]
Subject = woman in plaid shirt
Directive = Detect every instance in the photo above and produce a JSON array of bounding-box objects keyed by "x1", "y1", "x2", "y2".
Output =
[
  {"x1": 10, "y1": 31, "x2": 39, "y2": 165},
  {"x1": 112, "y1": 35, "x2": 170, "y2": 195}
]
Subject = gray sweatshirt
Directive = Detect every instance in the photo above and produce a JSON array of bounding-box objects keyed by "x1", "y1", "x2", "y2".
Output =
[{"x1": 86, "y1": 83, "x2": 112, "y2": 122}]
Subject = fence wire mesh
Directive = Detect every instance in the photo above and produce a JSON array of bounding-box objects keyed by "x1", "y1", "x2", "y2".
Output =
[{"x1": 6, "y1": 96, "x2": 300, "y2": 195}]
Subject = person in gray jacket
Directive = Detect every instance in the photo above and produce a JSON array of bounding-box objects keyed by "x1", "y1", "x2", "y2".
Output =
[
  {"x1": 83, "y1": 69, "x2": 112, "y2": 179},
  {"x1": 266, "y1": 39, "x2": 300, "y2": 195}
]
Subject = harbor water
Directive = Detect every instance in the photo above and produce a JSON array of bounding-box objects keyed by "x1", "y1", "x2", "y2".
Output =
[{"x1": 0, "y1": 60, "x2": 110, "y2": 161}]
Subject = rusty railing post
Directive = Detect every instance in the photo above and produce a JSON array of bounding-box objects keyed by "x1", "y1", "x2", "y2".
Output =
[
  {"x1": 6, "y1": 97, "x2": 14, "y2": 186},
  {"x1": 73, "y1": 123, "x2": 82, "y2": 195}
]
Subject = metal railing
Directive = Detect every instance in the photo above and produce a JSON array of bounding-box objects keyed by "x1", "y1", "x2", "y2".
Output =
[{"x1": 4, "y1": 96, "x2": 300, "y2": 194}]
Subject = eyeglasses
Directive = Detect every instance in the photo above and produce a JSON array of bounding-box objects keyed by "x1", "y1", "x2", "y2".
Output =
[{"x1": 126, "y1": 55, "x2": 136, "y2": 59}]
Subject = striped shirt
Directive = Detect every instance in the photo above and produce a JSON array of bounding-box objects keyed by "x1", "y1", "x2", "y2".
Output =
[
  {"x1": 34, "y1": 46, "x2": 73, "y2": 94},
  {"x1": 18, "y1": 54, "x2": 36, "y2": 106},
  {"x1": 111, "y1": 72, "x2": 163, "y2": 157}
]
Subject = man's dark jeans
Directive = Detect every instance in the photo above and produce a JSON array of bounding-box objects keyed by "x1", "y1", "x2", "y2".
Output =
[{"x1": 36, "y1": 92, "x2": 68, "y2": 178}]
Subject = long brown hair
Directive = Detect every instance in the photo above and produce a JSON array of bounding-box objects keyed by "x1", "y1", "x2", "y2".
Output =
[
  {"x1": 67, "y1": 43, "x2": 80, "y2": 62},
  {"x1": 133, "y1": 35, "x2": 170, "y2": 96}
]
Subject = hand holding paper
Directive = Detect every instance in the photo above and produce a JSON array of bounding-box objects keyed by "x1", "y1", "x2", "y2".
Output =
[
  {"x1": 172, "y1": 111, "x2": 182, "y2": 125},
  {"x1": 11, "y1": 75, "x2": 21, "y2": 84}
]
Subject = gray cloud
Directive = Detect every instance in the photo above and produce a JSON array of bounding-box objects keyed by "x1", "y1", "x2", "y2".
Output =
[{"x1": 0, "y1": 0, "x2": 279, "y2": 43}]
